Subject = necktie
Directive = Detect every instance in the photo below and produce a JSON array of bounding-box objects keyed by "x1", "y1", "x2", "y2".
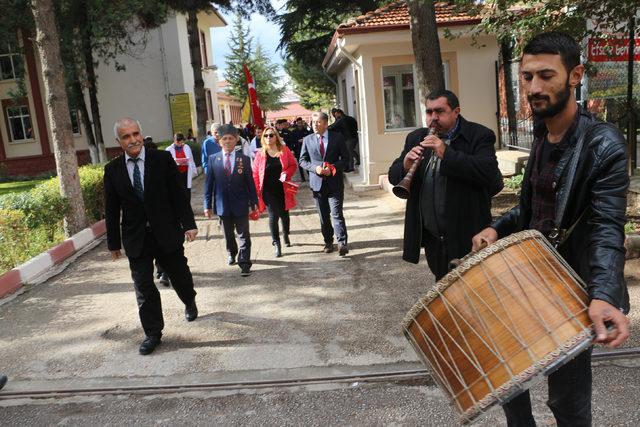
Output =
[
  {"x1": 128, "y1": 157, "x2": 144, "y2": 201},
  {"x1": 319, "y1": 135, "x2": 325, "y2": 158},
  {"x1": 224, "y1": 153, "x2": 232, "y2": 176}
]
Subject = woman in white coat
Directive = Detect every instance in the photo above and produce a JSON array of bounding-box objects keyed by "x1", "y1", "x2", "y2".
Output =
[{"x1": 166, "y1": 133, "x2": 197, "y2": 202}]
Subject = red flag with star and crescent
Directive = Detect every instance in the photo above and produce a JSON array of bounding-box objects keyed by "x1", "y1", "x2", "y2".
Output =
[{"x1": 243, "y1": 63, "x2": 264, "y2": 128}]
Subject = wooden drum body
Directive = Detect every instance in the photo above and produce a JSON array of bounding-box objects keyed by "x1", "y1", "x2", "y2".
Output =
[{"x1": 403, "y1": 230, "x2": 593, "y2": 424}]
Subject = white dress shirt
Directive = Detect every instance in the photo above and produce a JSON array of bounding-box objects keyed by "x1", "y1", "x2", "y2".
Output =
[
  {"x1": 316, "y1": 130, "x2": 329, "y2": 159},
  {"x1": 124, "y1": 146, "x2": 145, "y2": 190}
]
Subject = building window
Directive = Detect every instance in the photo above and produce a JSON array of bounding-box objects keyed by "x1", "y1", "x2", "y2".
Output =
[
  {"x1": 5, "y1": 104, "x2": 33, "y2": 142},
  {"x1": 70, "y1": 108, "x2": 81, "y2": 135},
  {"x1": 0, "y1": 43, "x2": 22, "y2": 81},
  {"x1": 382, "y1": 64, "x2": 419, "y2": 130},
  {"x1": 206, "y1": 90, "x2": 213, "y2": 121},
  {"x1": 200, "y1": 31, "x2": 209, "y2": 67}
]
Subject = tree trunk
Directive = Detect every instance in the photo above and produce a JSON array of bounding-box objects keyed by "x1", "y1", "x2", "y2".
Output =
[
  {"x1": 407, "y1": 0, "x2": 445, "y2": 106},
  {"x1": 187, "y1": 10, "x2": 207, "y2": 140},
  {"x1": 31, "y1": 0, "x2": 87, "y2": 235},
  {"x1": 71, "y1": 73, "x2": 99, "y2": 164},
  {"x1": 501, "y1": 40, "x2": 518, "y2": 147},
  {"x1": 80, "y1": 7, "x2": 108, "y2": 163}
]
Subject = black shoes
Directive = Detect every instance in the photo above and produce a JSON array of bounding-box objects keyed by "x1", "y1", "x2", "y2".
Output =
[
  {"x1": 240, "y1": 265, "x2": 251, "y2": 277},
  {"x1": 139, "y1": 335, "x2": 161, "y2": 355},
  {"x1": 159, "y1": 273, "x2": 171, "y2": 287},
  {"x1": 274, "y1": 241, "x2": 282, "y2": 258},
  {"x1": 283, "y1": 234, "x2": 291, "y2": 247},
  {"x1": 323, "y1": 243, "x2": 334, "y2": 253},
  {"x1": 338, "y1": 244, "x2": 349, "y2": 256},
  {"x1": 0, "y1": 374, "x2": 7, "y2": 391},
  {"x1": 185, "y1": 300, "x2": 198, "y2": 322},
  {"x1": 227, "y1": 254, "x2": 236, "y2": 265}
]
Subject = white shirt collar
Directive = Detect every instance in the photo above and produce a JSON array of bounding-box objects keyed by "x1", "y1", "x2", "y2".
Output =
[
  {"x1": 316, "y1": 130, "x2": 329, "y2": 140},
  {"x1": 125, "y1": 145, "x2": 146, "y2": 162}
]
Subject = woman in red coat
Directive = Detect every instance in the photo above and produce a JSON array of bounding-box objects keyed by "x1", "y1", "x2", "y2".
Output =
[{"x1": 253, "y1": 126, "x2": 298, "y2": 257}]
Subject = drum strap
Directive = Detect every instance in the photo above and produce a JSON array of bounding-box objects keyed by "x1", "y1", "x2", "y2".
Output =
[{"x1": 549, "y1": 123, "x2": 603, "y2": 248}]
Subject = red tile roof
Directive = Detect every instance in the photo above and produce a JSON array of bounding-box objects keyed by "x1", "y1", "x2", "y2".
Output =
[
  {"x1": 324, "y1": 1, "x2": 483, "y2": 68},
  {"x1": 336, "y1": 1, "x2": 481, "y2": 35}
]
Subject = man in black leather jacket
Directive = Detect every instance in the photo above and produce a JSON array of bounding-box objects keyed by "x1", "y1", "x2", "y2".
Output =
[{"x1": 473, "y1": 32, "x2": 630, "y2": 426}]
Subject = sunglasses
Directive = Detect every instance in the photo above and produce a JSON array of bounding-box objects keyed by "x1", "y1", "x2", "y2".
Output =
[{"x1": 264, "y1": 133, "x2": 276, "y2": 138}]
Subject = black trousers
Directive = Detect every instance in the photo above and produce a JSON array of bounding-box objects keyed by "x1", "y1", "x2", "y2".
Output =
[
  {"x1": 266, "y1": 206, "x2": 290, "y2": 244},
  {"x1": 345, "y1": 138, "x2": 359, "y2": 170},
  {"x1": 177, "y1": 171, "x2": 191, "y2": 202},
  {"x1": 127, "y1": 230, "x2": 196, "y2": 337},
  {"x1": 220, "y1": 215, "x2": 251, "y2": 267},
  {"x1": 264, "y1": 188, "x2": 290, "y2": 244},
  {"x1": 502, "y1": 348, "x2": 592, "y2": 426},
  {"x1": 423, "y1": 232, "x2": 450, "y2": 281},
  {"x1": 313, "y1": 189, "x2": 347, "y2": 245}
]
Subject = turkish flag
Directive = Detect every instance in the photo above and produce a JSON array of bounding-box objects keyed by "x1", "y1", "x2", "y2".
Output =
[{"x1": 243, "y1": 64, "x2": 264, "y2": 128}]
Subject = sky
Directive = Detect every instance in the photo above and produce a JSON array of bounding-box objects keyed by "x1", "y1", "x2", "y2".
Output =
[{"x1": 211, "y1": 0, "x2": 288, "y2": 82}]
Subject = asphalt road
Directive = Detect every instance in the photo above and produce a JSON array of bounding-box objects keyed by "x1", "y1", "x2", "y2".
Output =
[{"x1": 1, "y1": 174, "x2": 639, "y2": 425}]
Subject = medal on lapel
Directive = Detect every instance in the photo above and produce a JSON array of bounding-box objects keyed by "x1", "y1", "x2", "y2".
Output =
[{"x1": 237, "y1": 157, "x2": 243, "y2": 174}]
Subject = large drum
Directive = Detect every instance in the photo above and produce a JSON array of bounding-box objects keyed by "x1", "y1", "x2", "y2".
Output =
[{"x1": 403, "y1": 230, "x2": 593, "y2": 424}]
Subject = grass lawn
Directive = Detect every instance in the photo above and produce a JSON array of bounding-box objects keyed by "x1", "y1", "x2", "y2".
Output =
[{"x1": 0, "y1": 179, "x2": 46, "y2": 196}]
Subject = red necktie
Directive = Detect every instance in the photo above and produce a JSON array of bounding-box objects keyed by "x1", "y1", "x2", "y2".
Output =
[
  {"x1": 224, "y1": 153, "x2": 232, "y2": 176},
  {"x1": 319, "y1": 135, "x2": 325, "y2": 158}
]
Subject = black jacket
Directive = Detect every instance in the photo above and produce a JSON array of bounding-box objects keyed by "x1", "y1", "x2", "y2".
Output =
[
  {"x1": 104, "y1": 149, "x2": 197, "y2": 258},
  {"x1": 329, "y1": 115, "x2": 358, "y2": 140},
  {"x1": 492, "y1": 107, "x2": 629, "y2": 311},
  {"x1": 388, "y1": 116, "x2": 503, "y2": 264}
]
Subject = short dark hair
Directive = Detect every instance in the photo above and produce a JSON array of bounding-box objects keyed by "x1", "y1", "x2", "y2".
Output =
[
  {"x1": 175, "y1": 133, "x2": 185, "y2": 141},
  {"x1": 426, "y1": 89, "x2": 459, "y2": 110},
  {"x1": 295, "y1": 117, "x2": 302, "y2": 122},
  {"x1": 276, "y1": 119, "x2": 288, "y2": 125},
  {"x1": 522, "y1": 31, "x2": 581, "y2": 73}
]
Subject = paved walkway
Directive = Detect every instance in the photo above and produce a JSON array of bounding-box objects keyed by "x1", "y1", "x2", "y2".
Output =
[{"x1": 1, "y1": 174, "x2": 639, "y2": 425}]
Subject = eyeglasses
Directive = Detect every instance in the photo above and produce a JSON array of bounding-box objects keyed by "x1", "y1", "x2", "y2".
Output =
[{"x1": 264, "y1": 134, "x2": 276, "y2": 138}]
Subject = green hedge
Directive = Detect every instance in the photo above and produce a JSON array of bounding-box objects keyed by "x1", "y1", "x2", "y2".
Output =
[{"x1": 0, "y1": 164, "x2": 105, "y2": 275}]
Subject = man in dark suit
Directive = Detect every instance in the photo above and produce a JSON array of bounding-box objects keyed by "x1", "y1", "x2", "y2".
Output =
[
  {"x1": 291, "y1": 117, "x2": 311, "y2": 182},
  {"x1": 388, "y1": 90, "x2": 503, "y2": 280},
  {"x1": 299, "y1": 112, "x2": 350, "y2": 256},
  {"x1": 329, "y1": 108, "x2": 359, "y2": 172},
  {"x1": 105, "y1": 117, "x2": 199, "y2": 355},
  {"x1": 204, "y1": 124, "x2": 259, "y2": 277}
]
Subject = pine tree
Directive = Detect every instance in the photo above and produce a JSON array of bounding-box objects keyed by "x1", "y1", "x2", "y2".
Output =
[
  {"x1": 223, "y1": 13, "x2": 254, "y2": 103},
  {"x1": 251, "y1": 43, "x2": 285, "y2": 112},
  {"x1": 224, "y1": 14, "x2": 284, "y2": 115}
]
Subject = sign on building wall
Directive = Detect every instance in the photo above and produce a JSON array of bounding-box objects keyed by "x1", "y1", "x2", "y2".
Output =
[
  {"x1": 169, "y1": 93, "x2": 194, "y2": 136},
  {"x1": 587, "y1": 38, "x2": 640, "y2": 99}
]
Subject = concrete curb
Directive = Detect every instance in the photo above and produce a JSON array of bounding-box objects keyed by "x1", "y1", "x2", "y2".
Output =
[{"x1": 0, "y1": 219, "x2": 106, "y2": 299}]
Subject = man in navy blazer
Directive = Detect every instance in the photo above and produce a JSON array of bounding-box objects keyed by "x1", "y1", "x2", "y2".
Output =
[
  {"x1": 204, "y1": 124, "x2": 259, "y2": 276},
  {"x1": 299, "y1": 112, "x2": 350, "y2": 255}
]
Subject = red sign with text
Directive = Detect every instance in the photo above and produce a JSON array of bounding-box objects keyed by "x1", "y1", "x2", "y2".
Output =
[{"x1": 588, "y1": 38, "x2": 640, "y2": 62}]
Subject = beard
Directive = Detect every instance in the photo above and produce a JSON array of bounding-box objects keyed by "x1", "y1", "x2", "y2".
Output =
[{"x1": 528, "y1": 78, "x2": 572, "y2": 119}]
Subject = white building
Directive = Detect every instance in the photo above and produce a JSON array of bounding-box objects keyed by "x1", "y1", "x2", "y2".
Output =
[{"x1": 0, "y1": 8, "x2": 226, "y2": 175}]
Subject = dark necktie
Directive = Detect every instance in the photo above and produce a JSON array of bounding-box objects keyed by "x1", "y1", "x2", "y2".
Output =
[
  {"x1": 319, "y1": 135, "x2": 325, "y2": 158},
  {"x1": 224, "y1": 153, "x2": 232, "y2": 176},
  {"x1": 128, "y1": 157, "x2": 144, "y2": 201}
]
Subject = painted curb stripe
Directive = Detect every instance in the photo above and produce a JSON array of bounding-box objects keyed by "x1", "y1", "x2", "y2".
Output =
[
  {"x1": 0, "y1": 219, "x2": 106, "y2": 300},
  {"x1": 18, "y1": 253, "x2": 53, "y2": 284},
  {"x1": 48, "y1": 240, "x2": 75, "y2": 265},
  {"x1": 0, "y1": 269, "x2": 21, "y2": 299}
]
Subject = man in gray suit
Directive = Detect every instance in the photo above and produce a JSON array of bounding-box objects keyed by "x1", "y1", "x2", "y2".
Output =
[{"x1": 299, "y1": 112, "x2": 351, "y2": 255}]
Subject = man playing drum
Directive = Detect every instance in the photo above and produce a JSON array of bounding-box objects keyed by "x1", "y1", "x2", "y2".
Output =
[{"x1": 473, "y1": 32, "x2": 630, "y2": 425}]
